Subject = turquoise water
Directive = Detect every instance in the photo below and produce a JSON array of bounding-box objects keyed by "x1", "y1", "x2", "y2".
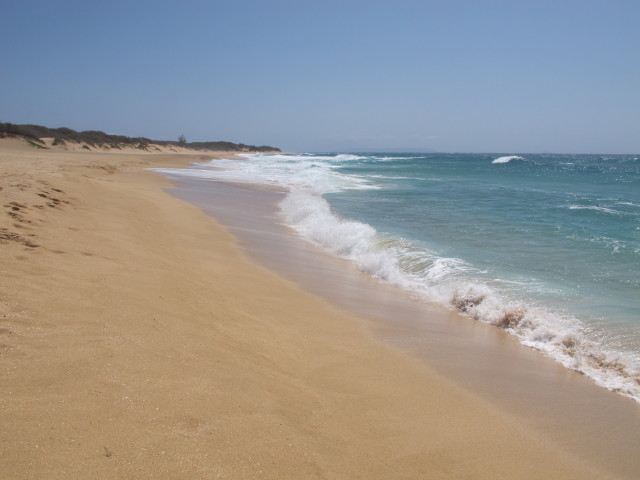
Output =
[
  {"x1": 330, "y1": 153, "x2": 640, "y2": 325},
  {"x1": 155, "y1": 152, "x2": 640, "y2": 401}
]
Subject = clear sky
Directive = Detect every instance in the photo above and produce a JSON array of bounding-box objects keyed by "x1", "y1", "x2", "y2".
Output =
[{"x1": 2, "y1": 0, "x2": 639, "y2": 153}]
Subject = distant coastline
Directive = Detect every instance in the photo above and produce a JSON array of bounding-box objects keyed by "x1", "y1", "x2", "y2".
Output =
[{"x1": 0, "y1": 121, "x2": 280, "y2": 153}]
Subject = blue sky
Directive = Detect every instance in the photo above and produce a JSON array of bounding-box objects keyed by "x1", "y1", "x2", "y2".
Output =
[{"x1": 2, "y1": 0, "x2": 639, "y2": 153}]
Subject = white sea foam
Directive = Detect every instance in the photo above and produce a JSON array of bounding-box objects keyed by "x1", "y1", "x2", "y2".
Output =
[
  {"x1": 372, "y1": 155, "x2": 424, "y2": 161},
  {"x1": 278, "y1": 189, "x2": 640, "y2": 401},
  {"x1": 333, "y1": 154, "x2": 368, "y2": 161},
  {"x1": 155, "y1": 152, "x2": 640, "y2": 403},
  {"x1": 568, "y1": 205, "x2": 624, "y2": 215},
  {"x1": 276, "y1": 157, "x2": 640, "y2": 401},
  {"x1": 492, "y1": 155, "x2": 524, "y2": 164},
  {"x1": 363, "y1": 174, "x2": 423, "y2": 180},
  {"x1": 243, "y1": 153, "x2": 366, "y2": 162},
  {"x1": 155, "y1": 154, "x2": 379, "y2": 193}
]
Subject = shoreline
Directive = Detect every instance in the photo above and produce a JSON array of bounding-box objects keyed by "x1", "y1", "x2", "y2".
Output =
[
  {"x1": 163, "y1": 152, "x2": 640, "y2": 404},
  {"x1": 166, "y1": 175, "x2": 640, "y2": 478},
  {"x1": 0, "y1": 139, "x2": 633, "y2": 478}
]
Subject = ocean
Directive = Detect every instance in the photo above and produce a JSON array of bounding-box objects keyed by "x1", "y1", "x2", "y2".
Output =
[{"x1": 155, "y1": 152, "x2": 640, "y2": 402}]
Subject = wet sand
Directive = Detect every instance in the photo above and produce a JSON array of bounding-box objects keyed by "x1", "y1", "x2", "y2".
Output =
[
  {"x1": 169, "y1": 176, "x2": 640, "y2": 480},
  {"x1": 0, "y1": 138, "x2": 634, "y2": 479}
]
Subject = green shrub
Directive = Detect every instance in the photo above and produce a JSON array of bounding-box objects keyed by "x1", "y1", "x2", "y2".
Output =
[
  {"x1": 0, "y1": 121, "x2": 281, "y2": 152},
  {"x1": 27, "y1": 140, "x2": 49, "y2": 149}
]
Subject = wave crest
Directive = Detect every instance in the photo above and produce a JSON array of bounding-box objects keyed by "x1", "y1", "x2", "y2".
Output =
[
  {"x1": 280, "y1": 189, "x2": 640, "y2": 402},
  {"x1": 158, "y1": 152, "x2": 640, "y2": 403},
  {"x1": 449, "y1": 285, "x2": 640, "y2": 399},
  {"x1": 492, "y1": 155, "x2": 524, "y2": 164}
]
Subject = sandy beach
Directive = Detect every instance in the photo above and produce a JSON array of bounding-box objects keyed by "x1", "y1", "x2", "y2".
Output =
[{"x1": 0, "y1": 138, "x2": 626, "y2": 479}]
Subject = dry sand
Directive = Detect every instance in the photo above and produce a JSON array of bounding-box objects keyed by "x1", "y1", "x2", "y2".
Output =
[{"x1": 0, "y1": 137, "x2": 613, "y2": 478}]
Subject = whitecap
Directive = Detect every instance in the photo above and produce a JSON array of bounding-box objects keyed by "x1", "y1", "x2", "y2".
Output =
[
  {"x1": 567, "y1": 205, "x2": 624, "y2": 215},
  {"x1": 492, "y1": 155, "x2": 524, "y2": 164},
  {"x1": 156, "y1": 152, "x2": 640, "y2": 403},
  {"x1": 372, "y1": 156, "x2": 423, "y2": 161},
  {"x1": 153, "y1": 154, "x2": 379, "y2": 194},
  {"x1": 333, "y1": 154, "x2": 367, "y2": 161},
  {"x1": 279, "y1": 189, "x2": 640, "y2": 402}
]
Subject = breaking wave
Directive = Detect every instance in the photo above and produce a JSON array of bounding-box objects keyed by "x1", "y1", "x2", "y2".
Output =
[
  {"x1": 280, "y1": 189, "x2": 640, "y2": 402},
  {"x1": 568, "y1": 204, "x2": 626, "y2": 215},
  {"x1": 492, "y1": 155, "x2": 524, "y2": 164},
  {"x1": 154, "y1": 152, "x2": 640, "y2": 403}
]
